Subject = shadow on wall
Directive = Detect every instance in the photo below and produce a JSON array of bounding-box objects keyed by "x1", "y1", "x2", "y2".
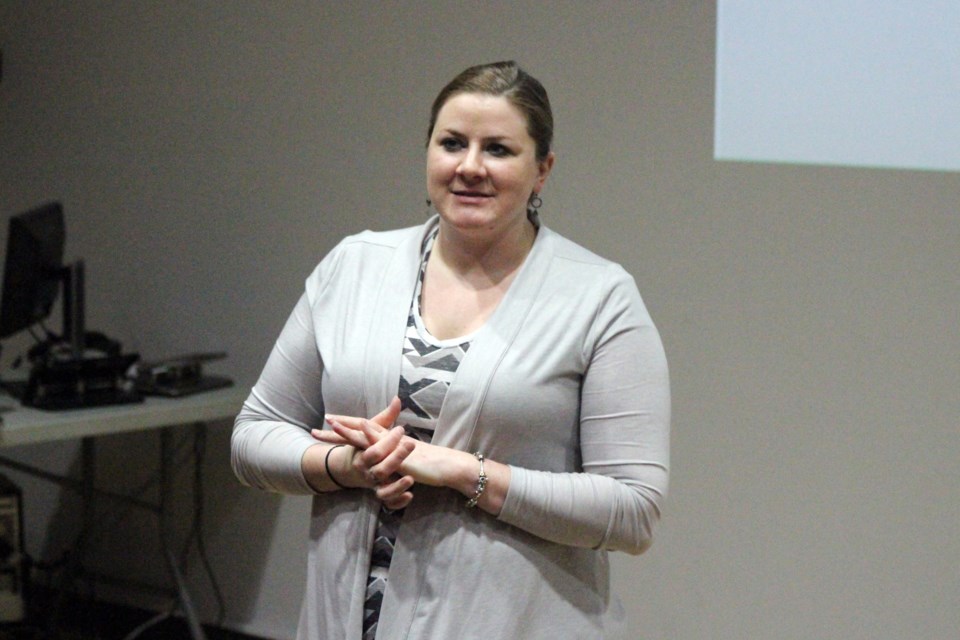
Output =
[{"x1": 35, "y1": 417, "x2": 282, "y2": 626}]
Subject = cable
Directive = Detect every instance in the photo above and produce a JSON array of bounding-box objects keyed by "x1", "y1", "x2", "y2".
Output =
[
  {"x1": 91, "y1": 424, "x2": 226, "y2": 630},
  {"x1": 26, "y1": 325, "x2": 44, "y2": 345},
  {"x1": 79, "y1": 432, "x2": 195, "y2": 551},
  {"x1": 179, "y1": 425, "x2": 226, "y2": 626},
  {"x1": 120, "y1": 605, "x2": 176, "y2": 640},
  {"x1": 21, "y1": 423, "x2": 227, "y2": 633},
  {"x1": 27, "y1": 430, "x2": 195, "y2": 633}
]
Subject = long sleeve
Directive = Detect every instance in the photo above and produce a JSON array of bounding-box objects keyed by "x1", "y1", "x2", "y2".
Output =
[
  {"x1": 496, "y1": 267, "x2": 670, "y2": 554},
  {"x1": 231, "y1": 252, "x2": 340, "y2": 495}
]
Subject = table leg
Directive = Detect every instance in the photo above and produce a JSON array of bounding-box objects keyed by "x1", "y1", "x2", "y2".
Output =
[
  {"x1": 159, "y1": 425, "x2": 208, "y2": 640},
  {"x1": 44, "y1": 435, "x2": 97, "y2": 635},
  {"x1": 80, "y1": 436, "x2": 95, "y2": 559}
]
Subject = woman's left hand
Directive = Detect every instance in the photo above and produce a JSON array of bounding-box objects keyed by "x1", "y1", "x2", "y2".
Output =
[
  {"x1": 314, "y1": 397, "x2": 509, "y2": 514},
  {"x1": 309, "y1": 399, "x2": 417, "y2": 508},
  {"x1": 315, "y1": 398, "x2": 460, "y2": 488},
  {"x1": 310, "y1": 397, "x2": 401, "y2": 448}
]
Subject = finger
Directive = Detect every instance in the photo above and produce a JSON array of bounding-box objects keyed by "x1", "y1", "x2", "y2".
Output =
[
  {"x1": 370, "y1": 396, "x2": 403, "y2": 428},
  {"x1": 310, "y1": 429, "x2": 347, "y2": 444},
  {"x1": 361, "y1": 427, "x2": 405, "y2": 483},
  {"x1": 330, "y1": 420, "x2": 373, "y2": 450},
  {"x1": 326, "y1": 414, "x2": 388, "y2": 440},
  {"x1": 324, "y1": 413, "x2": 366, "y2": 429},
  {"x1": 360, "y1": 419, "x2": 390, "y2": 444},
  {"x1": 382, "y1": 491, "x2": 414, "y2": 511},
  {"x1": 376, "y1": 473, "x2": 414, "y2": 500},
  {"x1": 363, "y1": 428, "x2": 414, "y2": 483},
  {"x1": 344, "y1": 425, "x2": 400, "y2": 487},
  {"x1": 327, "y1": 396, "x2": 402, "y2": 430},
  {"x1": 377, "y1": 475, "x2": 415, "y2": 509},
  {"x1": 330, "y1": 420, "x2": 388, "y2": 452}
]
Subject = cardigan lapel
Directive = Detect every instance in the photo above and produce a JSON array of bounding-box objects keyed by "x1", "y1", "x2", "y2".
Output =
[
  {"x1": 432, "y1": 225, "x2": 556, "y2": 450},
  {"x1": 384, "y1": 223, "x2": 557, "y2": 636},
  {"x1": 361, "y1": 217, "x2": 438, "y2": 417}
]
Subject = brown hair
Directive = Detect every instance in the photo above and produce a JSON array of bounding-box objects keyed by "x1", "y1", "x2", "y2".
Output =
[{"x1": 427, "y1": 61, "x2": 554, "y2": 162}]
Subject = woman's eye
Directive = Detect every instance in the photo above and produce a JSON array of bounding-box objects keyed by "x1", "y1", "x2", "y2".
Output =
[
  {"x1": 440, "y1": 138, "x2": 463, "y2": 152},
  {"x1": 486, "y1": 143, "x2": 510, "y2": 157}
]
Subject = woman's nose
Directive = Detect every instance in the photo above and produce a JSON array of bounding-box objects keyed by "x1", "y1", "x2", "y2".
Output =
[{"x1": 456, "y1": 145, "x2": 485, "y2": 180}]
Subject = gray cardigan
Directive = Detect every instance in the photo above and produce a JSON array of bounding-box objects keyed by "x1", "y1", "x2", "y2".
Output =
[{"x1": 232, "y1": 215, "x2": 670, "y2": 639}]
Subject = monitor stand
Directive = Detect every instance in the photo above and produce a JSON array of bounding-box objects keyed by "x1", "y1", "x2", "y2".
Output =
[
  {"x1": 13, "y1": 260, "x2": 142, "y2": 410},
  {"x1": 22, "y1": 353, "x2": 143, "y2": 410}
]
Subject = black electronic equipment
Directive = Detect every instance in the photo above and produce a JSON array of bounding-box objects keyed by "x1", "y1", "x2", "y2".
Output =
[
  {"x1": 22, "y1": 352, "x2": 142, "y2": 410},
  {"x1": 0, "y1": 474, "x2": 25, "y2": 623},
  {"x1": 0, "y1": 202, "x2": 65, "y2": 340},
  {"x1": 0, "y1": 203, "x2": 142, "y2": 409},
  {"x1": 135, "y1": 352, "x2": 233, "y2": 397}
]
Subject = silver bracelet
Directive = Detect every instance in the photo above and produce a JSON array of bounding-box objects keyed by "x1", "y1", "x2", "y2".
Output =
[{"x1": 465, "y1": 452, "x2": 487, "y2": 508}]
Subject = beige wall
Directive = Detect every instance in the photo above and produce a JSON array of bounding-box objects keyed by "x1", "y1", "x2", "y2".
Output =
[{"x1": 1, "y1": 2, "x2": 958, "y2": 638}]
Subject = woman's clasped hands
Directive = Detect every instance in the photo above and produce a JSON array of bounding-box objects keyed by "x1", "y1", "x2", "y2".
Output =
[
  {"x1": 311, "y1": 396, "x2": 500, "y2": 513},
  {"x1": 305, "y1": 397, "x2": 412, "y2": 509},
  {"x1": 310, "y1": 397, "x2": 443, "y2": 508}
]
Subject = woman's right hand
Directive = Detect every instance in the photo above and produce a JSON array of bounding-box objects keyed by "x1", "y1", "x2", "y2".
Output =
[
  {"x1": 307, "y1": 398, "x2": 417, "y2": 509},
  {"x1": 322, "y1": 398, "x2": 509, "y2": 515}
]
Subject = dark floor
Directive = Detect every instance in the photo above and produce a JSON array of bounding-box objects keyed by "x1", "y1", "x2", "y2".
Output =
[{"x1": 0, "y1": 588, "x2": 266, "y2": 640}]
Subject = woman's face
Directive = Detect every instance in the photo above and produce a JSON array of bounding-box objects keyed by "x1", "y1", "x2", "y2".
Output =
[{"x1": 427, "y1": 92, "x2": 554, "y2": 240}]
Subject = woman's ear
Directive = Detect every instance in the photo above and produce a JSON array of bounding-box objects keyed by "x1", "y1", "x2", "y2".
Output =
[{"x1": 536, "y1": 151, "x2": 556, "y2": 190}]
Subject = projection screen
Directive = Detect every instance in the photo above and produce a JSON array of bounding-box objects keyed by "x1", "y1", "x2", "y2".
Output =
[{"x1": 714, "y1": 0, "x2": 960, "y2": 172}]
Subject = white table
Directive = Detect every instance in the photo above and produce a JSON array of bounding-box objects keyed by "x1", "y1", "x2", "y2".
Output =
[
  {"x1": 0, "y1": 386, "x2": 248, "y2": 448},
  {"x1": 0, "y1": 386, "x2": 249, "y2": 639}
]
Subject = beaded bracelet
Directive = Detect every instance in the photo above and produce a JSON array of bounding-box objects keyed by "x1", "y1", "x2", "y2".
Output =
[{"x1": 465, "y1": 452, "x2": 488, "y2": 508}]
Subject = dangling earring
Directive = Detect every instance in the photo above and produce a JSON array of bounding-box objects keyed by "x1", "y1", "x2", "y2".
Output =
[
  {"x1": 527, "y1": 192, "x2": 543, "y2": 219},
  {"x1": 426, "y1": 198, "x2": 432, "y2": 215}
]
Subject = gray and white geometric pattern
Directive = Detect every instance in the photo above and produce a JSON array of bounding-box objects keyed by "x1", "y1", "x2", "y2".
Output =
[{"x1": 362, "y1": 229, "x2": 471, "y2": 639}]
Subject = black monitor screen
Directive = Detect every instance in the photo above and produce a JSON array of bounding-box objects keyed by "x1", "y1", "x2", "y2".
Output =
[{"x1": 0, "y1": 202, "x2": 65, "y2": 339}]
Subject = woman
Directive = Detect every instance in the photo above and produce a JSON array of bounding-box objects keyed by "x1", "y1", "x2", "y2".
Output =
[{"x1": 232, "y1": 61, "x2": 670, "y2": 640}]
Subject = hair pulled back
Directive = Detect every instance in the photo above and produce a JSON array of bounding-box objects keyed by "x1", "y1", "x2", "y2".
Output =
[{"x1": 427, "y1": 61, "x2": 554, "y2": 162}]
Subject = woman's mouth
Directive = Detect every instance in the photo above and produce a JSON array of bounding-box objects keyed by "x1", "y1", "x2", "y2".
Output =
[{"x1": 451, "y1": 190, "x2": 493, "y2": 204}]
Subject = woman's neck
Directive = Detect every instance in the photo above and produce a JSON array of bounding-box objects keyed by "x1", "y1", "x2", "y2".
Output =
[{"x1": 432, "y1": 216, "x2": 537, "y2": 287}]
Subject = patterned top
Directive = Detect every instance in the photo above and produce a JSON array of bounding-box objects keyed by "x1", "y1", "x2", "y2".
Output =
[{"x1": 363, "y1": 229, "x2": 472, "y2": 639}]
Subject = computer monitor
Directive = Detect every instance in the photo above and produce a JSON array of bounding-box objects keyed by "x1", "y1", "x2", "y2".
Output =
[
  {"x1": 0, "y1": 204, "x2": 139, "y2": 409},
  {"x1": 0, "y1": 202, "x2": 66, "y2": 340}
]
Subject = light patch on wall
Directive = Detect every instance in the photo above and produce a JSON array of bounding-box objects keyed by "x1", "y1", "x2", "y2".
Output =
[{"x1": 714, "y1": 0, "x2": 960, "y2": 172}]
